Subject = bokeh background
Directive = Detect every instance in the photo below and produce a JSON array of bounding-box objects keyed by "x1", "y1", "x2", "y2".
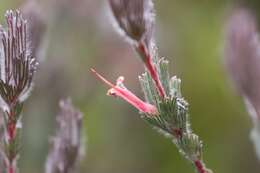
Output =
[{"x1": 1, "y1": 0, "x2": 260, "y2": 172}]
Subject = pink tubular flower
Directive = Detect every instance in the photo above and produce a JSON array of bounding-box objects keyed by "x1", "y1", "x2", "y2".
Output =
[{"x1": 91, "y1": 68, "x2": 158, "y2": 115}]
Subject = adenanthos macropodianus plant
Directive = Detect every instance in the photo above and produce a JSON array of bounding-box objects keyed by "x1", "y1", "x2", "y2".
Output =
[
  {"x1": 0, "y1": 10, "x2": 38, "y2": 173},
  {"x1": 109, "y1": 0, "x2": 165, "y2": 98},
  {"x1": 45, "y1": 99, "x2": 84, "y2": 173},
  {"x1": 92, "y1": 0, "x2": 213, "y2": 172},
  {"x1": 224, "y1": 9, "x2": 260, "y2": 160}
]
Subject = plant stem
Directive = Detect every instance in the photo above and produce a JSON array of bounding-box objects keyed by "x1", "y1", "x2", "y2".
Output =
[
  {"x1": 194, "y1": 160, "x2": 211, "y2": 173},
  {"x1": 5, "y1": 104, "x2": 20, "y2": 173},
  {"x1": 137, "y1": 43, "x2": 166, "y2": 98},
  {"x1": 8, "y1": 166, "x2": 14, "y2": 173}
]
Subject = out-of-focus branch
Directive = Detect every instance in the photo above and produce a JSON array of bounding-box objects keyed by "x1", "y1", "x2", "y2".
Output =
[
  {"x1": 0, "y1": 112, "x2": 4, "y2": 170},
  {"x1": 224, "y1": 8, "x2": 260, "y2": 160},
  {"x1": 45, "y1": 99, "x2": 84, "y2": 173}
]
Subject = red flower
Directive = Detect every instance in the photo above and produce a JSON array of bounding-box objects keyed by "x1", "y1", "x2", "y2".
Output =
[{"x1": 91, "y1": 68, "x2": 157, "y2": 115}]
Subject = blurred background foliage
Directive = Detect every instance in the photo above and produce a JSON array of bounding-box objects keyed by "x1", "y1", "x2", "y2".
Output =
[{"x1": 0, "y1": 0, "x2": 259, "y2": 172}]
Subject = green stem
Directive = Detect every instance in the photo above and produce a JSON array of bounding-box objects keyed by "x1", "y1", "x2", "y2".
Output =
[
  {"x1": 5, "y1": 105, "x2": 20, "y2": 173},
  {"x1": 194, "y1": 160, "x2": 212, "y2": 173}
]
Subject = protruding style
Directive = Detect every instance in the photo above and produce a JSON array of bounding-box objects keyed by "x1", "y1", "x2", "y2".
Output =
[{"x1": 91, "y1": 68, "x2": 158, "y2": 115}]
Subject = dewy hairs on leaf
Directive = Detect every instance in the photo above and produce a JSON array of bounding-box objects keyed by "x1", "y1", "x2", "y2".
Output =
[{"x1": 92, "y1": 0, "x2": 213, "y2": 173}]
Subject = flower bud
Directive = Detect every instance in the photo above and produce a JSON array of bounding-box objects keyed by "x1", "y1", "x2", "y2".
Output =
[
  {"x1": 109, "y1": 0, "x2": 155, "y2": 45},
  {"x1": 0, "y1": 10, "x2": 38, "y2": 105}
]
